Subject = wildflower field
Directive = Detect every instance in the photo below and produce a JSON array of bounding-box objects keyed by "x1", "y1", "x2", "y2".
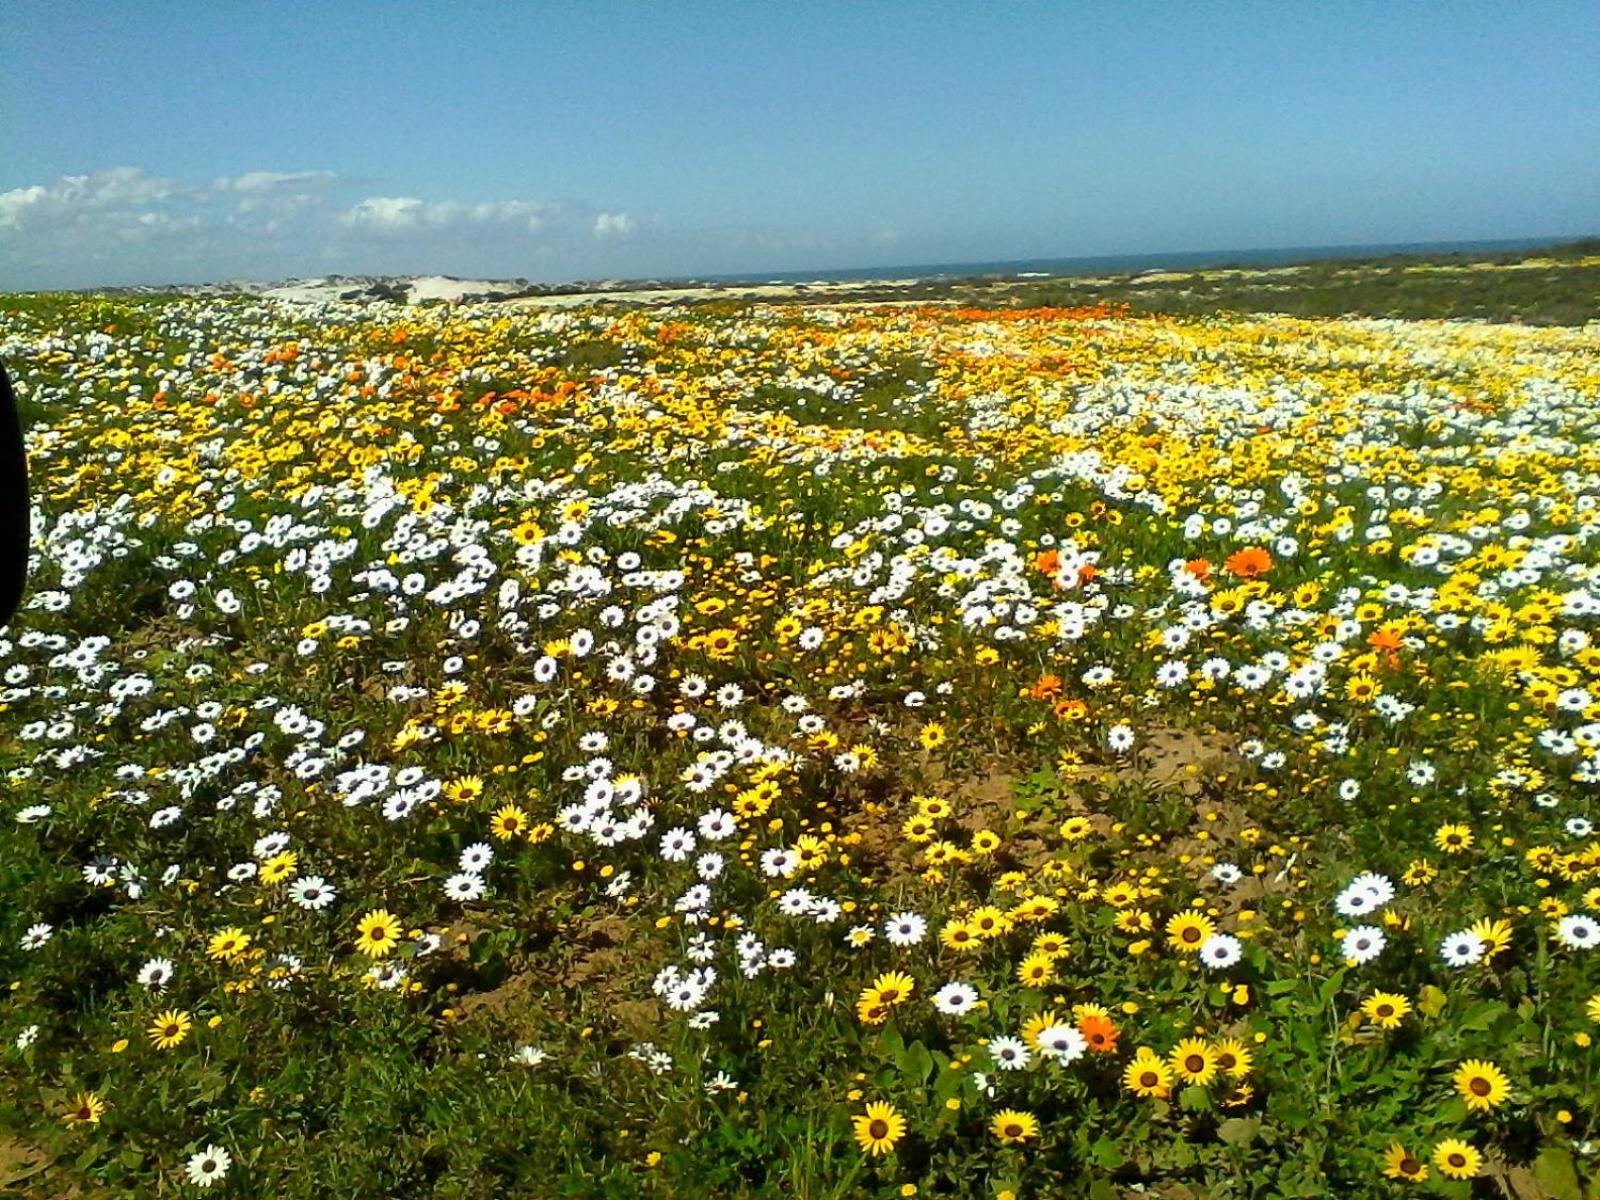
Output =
[{"x1": 2, "y1": 292, "x2": 1600, "y2": 1198}]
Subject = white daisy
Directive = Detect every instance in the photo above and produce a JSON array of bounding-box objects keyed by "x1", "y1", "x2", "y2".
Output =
[
  {"x1": 761, "y1": 848, "x2": 799, "y2": 878},
  {"x1": 137, "y1": 957, "x2": 175, "y2": 989},
  {"x1": 884, "y1": 912, "x2": 927, "y2": 946},
  {"x1": 1555, "y1": 913, "x2": 1599, "y2": 950},
  {"x1": 459, "y1": 843, "x2": 494, "y2": 873},
  {"x1": 444, "y1": 873, "x2": 487, "y2": 902},
  {"x1": 1035, "y1": 1024, "x2": 1087, "y2": 1063},
  {"x1": 185, "y1": 1145, "x2": 231, "y2": 1188},
  {"x1": 932, "y1": 981, "x2": 979, "y2": 1016},
  {"x1": 1340, "y1": 926, "x2": 1386, "y2": 965},
  {"x1": 659, "y1": 827, "x2": 697, "y2": 862},
  {"x1": 288, "y1": 876, "x2": 337, "y2": 911},
  {"x1": 988, "y1": 1035, "x2": 1032, "y2": 1070},
  {"x1": 697, "y1": 809, "x2": 736, "y2": 841},
  {"x1": 1439, "y1": 930, "x2": 1487, "y2": 967},
  {"x1": 1199, "y1": 933, "x2": 1243, "y2": 969}
]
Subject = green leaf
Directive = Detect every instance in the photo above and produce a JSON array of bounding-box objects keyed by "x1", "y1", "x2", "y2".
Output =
[
  {"x1": 1089, "y1": 1136, "x2": 1124, "y2": 1169},
  {"x1": 1458, "y1": 1000, "x2": 1506, "y2": 1033},
  {"x1": 1316, "y1": 969, "x2": 1346, "y2": 1008},
  {"x1": 878, "y1": 1029, "x2": 905, "y2": 1062},
  {"x1": 899, "y1": 1039, "x2": 934, "y2": 1084},
  {"x1": 1531, "y1": 1146, "x2": 1581, "y2": 1200},
  {"x1": 1012, "y1": 787, "x2": 1046, "y2": 814},
  {"x1": 1417, "y1": 985, "x2": 1448, "y2": 1017},
  {"x1": 1217, "y1": 1117, "x2": 1260, "y2": 1145},
  {"x1": 1178, "y1": 1084, "x2": 1213, "y2": 1113}
]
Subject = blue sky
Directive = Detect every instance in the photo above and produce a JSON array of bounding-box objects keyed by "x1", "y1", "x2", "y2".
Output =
[{"x1": 2, "y1": 1, "x2": 1597, "y2": 288}]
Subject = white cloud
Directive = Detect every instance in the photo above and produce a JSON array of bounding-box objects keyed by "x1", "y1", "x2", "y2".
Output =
[
  {"x1": 0, "y1": 185, "x2": 49, "y2": 230},
  {"x1": 0, "y1": 165, "x2": 668, "y2": 288},
  {"x1": 338, "y1": 195, "x2": 429, "y2": 233},
  {"x1": 465, "y1": 200, "x2": 550, "y2": 230},
  {"x1": 337, "y1": 195, "x2": 557, "y2": 235},
  {"x1": 214, "y1": 170, "x2": 341, "y2": 193},
  {"x1": 0, "y1": 167, "x2": 185, "y2": 231},
  {"x1": 65, "y1": 166, "x2": 185, "y2": 207},
  {"x1": 235, "y1": 192, "x2": 329, "y2": 216},
  {"x1": 593, "y1": 212, "x2": 636, "y2": 238}
]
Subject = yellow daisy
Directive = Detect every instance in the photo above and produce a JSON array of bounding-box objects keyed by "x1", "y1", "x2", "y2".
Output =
[
  {"x1": 1381, "y1": 1142, "x2": 1427, "y2": 1181},
  {"x1": 207, "y1": 927, "x2": 252, "y2": 962},
  {"x1": 63, "y1": 1092, "x2": 105, "y2": 1126},
  {"x1": 355, "y1": 909, "x2": 402, "y2": 958},
  {"x1": 990, "y1": 1109, "x2": 1039, "y2": 1144},
  {"x1": 1165, "y1": 912, "x2": 1215, "y2": 954},
  {"x1": 148, "y1": 1009, "x2": 192, "y2": 1051},
  {"x1": 1016, "y1": 952, "x2": 1056, "y2": 988},
  {"x1": 489, "y1": 804, "x2": 528, "y2": 840},
  {"x1": 1123, "y1": 1049, "x2": 1174, "y2": 1098},
  {"x1": 1212, "y1": 1038, "x2": 1254, "y2": 1078},
  {"x1": 1434, "y1": 824, "x2": 1473, "y2": 853},
  {"x1": 1168, "y1": 1038, "x2": 1218, "y2": 1086},
  {"x1": 1452, "y1": 1059, "x2": 1509, "y2": 1112},
  {"x1": 1431, "y1": 1138, "x2": 1481, "y2": 1180},
  {"x1": 851, "y1": 1102, "x2": 905, "y2": 1156},
  {"x1": 870, "y1": 971, "x2": 914, "y2": 1006},
  {"x1": 1360, "y1": 992, "x2": 1411, "y2": 1030}
]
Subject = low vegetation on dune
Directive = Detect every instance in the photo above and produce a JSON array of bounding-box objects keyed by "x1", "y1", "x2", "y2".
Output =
[
  {"x1": 760, "y1": 242, "x2": 1600, "y2": 326},
  {"x1": 1, "y1": 288, "x2": 1598, "y2": 1197},
  {"x1": 1007, "y1": 245, "x2": 1600, "y2": 326}
]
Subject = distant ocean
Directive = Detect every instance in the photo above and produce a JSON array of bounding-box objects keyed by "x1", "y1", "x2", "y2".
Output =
[{"x1": 717, "y1": 237, "x2": 1567, "y2": 285}]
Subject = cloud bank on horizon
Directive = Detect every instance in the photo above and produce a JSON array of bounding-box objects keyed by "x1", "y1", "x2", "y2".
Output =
[{"x1": 0, "y1": 166, "x2": 658, "y2": 288}]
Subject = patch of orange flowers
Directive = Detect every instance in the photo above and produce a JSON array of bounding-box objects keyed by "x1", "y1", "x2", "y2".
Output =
[
  {"x1": 1223, "y1": 547, "x2": 1273, "y2": 579},
  {"x1": 1080, "y1": 1014, "x2": 1120, "y2": 1054}
]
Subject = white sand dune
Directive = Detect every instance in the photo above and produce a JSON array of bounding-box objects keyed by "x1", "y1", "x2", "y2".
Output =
[
  {"x1": 258, "y1": 275, "x2": 526, "y2": 304},
  {"x1": 403, "y1": 276, "x2": 527, "y2": 304},
  {"x1": 120, "y1": 273, "x2": 959, "y2": 308},
  {"x1": 259, "y1": 280, "x2": 361, "y2": 303},
  {"x1": 501, "y1": 278, "x2": 928, "y2": 308}
]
